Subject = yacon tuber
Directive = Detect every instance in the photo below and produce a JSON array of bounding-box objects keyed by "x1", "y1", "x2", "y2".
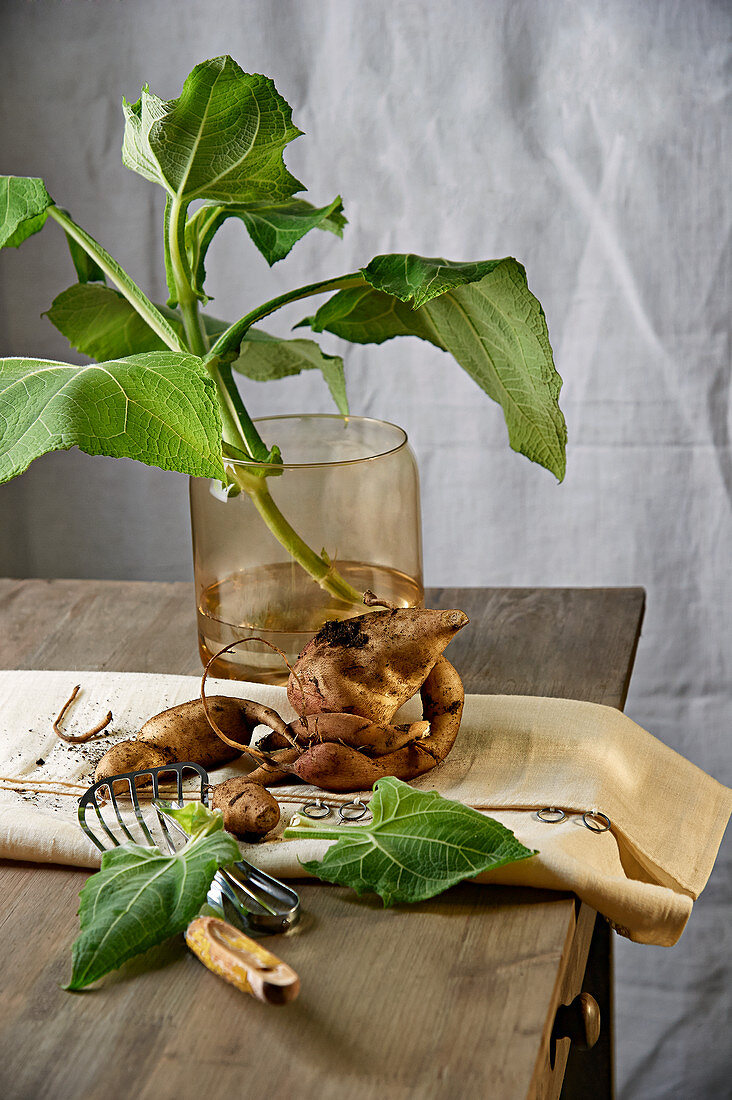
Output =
[
  {"x1": 200, "y1": 604, "x2": 469, "y2": 794},
  {"x1": 94, "y1": 697, "x2": 282, "y2": 783},
  {"x1": 210, "y1": 777, "x2": 281, "y2": 840}
]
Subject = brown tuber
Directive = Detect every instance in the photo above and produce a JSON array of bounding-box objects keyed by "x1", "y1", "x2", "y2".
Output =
[
  {"x1": 199, "y1": 605, "x2": 469, "y2": 796},
  {"x1": 94, "y1": 697, "x2": 266, "y2": 784},
  {"x1": 263, "y1": 713, "x2": 431, "y2": 757},
  {"x1": 373, "y1": 657, "x2": 465, "y2": 781},
  {"x1": 291, "y1": 742, "x2": 389, "y2": 791},
  {"x1": 287, "y1": 607, "x2": 468, "y2": 723},
  {"x1": 210, "y1": 777, "x2": 281, "y2": 840}
]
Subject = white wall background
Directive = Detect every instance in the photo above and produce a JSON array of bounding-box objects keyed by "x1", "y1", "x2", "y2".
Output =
[{"x1": 1, "y1": 1, "x2": 730, "y2": 1095}]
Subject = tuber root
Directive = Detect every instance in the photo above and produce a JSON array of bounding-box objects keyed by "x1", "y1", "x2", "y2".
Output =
[
  {"x1": 287, "y1": 607, "x2": 468, "y2": 723},
  {"x1": 245, "y1": 747, "x2": 302, "y2": 786},
  {"x1": 285, "y1": 714, "x2": 430, "y2": 757},
  {"x1": 210, "y1": 777, "x2": 281, "y2": 840},
  {"x1": 372, "y1": 657, "x2": 465, "y2": 781},
  {"x1": 197, "y1": 608, "x2": 468, "y2": 796},
  {"x1": 94, "y1": 697, "x2": 261, "y2": 784},
  {"x1": 291, "y1": 742, "x2": 389, "y2": 792}
]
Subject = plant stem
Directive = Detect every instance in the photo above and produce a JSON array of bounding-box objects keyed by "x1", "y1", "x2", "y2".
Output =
[
  {"x1": 168, "y1": 196, "x2": 209, "y2": 358},
  {"x1": 214, "y1": 361, "x2": 270, "y2": 460},
  {"x1": 226, "y1": 468, "x2": 364, "y2": 605},
  {"x1": 48, "y1": 206, "x2": 186, "y2": 353},
  {"x1": 179, "y1": 298, "x2": 208, "y2": 357},
  {"x1": 169, "y1": 199, "x2": 369, "y2": 608},
  {"x1": 208, "y1": 271, "x2": 368, "y2": 360},
  {"x1": 283, "y1": 826, "x2": 357, "y2": 841}
]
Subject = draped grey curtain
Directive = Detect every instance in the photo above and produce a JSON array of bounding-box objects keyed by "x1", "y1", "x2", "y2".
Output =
[{"x1": 1, "y1": 2, "x2": 729, "y2": 1095}]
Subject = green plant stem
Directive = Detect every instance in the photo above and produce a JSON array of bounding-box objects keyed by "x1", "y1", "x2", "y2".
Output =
[
  {"x1": 283, "y1": 826, "x2": 355, "y2": 841},
  {"x1": 168, "y1": 196, "x2": 209, "y2": 358},
  {"x1": 215, "y1": 361, "x2": 271, "y2": 460},
  {"x1": 179, "y1": 298, "x2": 208, "y2": 357},
  {"x1": 47, "y1": 204, "x2": 372, "y2": 611},
  {"x1": 47, "y1": 206, "x2": 185, "y2": 353},
  {"x1": 225, "y1": 466, "x2": 364, "y2": 605},
  {"x1": 208, "y1": 272, "x2": 368, "y2": 360},
  {"x1": 107, "y1": 185, "x2": 367, "y2": 607}
]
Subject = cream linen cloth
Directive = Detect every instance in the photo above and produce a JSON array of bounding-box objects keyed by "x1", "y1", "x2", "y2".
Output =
[{"x1": 1, "y1": 669, "x2": 729, "y2": 947}]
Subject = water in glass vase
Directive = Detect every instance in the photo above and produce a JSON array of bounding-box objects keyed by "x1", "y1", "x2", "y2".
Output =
[{"x1": 197, "y1": 561, "x2": 424, "y2": 683}]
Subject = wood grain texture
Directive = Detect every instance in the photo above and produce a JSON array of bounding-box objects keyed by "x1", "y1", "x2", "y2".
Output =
[{"x1": 0, "y1": 580, "x2": 644, "y2": 1100}]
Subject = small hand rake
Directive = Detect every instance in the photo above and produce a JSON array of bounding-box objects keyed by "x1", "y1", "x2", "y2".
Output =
[{"x1": 77, "y1": 761, "x2": 300, "y2": 1003}]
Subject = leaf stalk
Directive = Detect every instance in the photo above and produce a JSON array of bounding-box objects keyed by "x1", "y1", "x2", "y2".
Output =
[
  {"x1": 208, "y1": 272, "x2": 367, "y2": 360},
  {"x1": 48, "y1": 206, "x2": 186, "y2": 353}
]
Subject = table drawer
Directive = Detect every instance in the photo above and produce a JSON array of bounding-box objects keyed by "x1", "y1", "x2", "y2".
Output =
[{"x1": 529, "y1": 902, "x2": 599, "y2": 1100}]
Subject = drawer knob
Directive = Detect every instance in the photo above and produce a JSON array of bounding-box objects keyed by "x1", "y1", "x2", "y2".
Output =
[{"x1": 552, "y1": 992, "x2": 601, "y2": 1051}]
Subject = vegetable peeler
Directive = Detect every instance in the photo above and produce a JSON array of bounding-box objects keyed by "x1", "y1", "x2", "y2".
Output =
[{"x1": 77, "y1": 761, "x2": 301, "y2": 935}]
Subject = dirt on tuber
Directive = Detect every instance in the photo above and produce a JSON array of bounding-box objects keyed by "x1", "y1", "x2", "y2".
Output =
[{"x1": 286, "y1": 607, "x2": 468, "y2": 724}]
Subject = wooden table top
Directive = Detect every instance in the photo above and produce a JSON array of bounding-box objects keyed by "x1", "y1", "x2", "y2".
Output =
[{"x1": 0, "y1": 580, "x2": 645, "y2": 1100}]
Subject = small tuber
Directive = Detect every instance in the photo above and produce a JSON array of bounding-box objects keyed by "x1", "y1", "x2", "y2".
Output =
[{"x1": 210, "y1": 778, "x2": 281, "y2": 840}]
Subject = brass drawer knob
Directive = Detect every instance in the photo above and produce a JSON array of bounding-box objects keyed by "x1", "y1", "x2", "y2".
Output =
[{"x1": 552, "y1": 992, "x2": 601, "y2": 1051}]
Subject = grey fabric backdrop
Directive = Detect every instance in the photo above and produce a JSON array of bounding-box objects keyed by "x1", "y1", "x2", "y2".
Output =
[{"x1": 1, "y1": 1, "x2": 730, "y2": 1095}]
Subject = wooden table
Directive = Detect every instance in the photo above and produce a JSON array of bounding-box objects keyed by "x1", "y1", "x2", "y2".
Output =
[{"x1": 0, "y1": 580, "x2": 644, "y2": 1100}]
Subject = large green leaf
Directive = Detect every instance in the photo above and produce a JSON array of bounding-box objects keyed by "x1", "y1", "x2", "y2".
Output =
[
  {"x1": 232, "y1": 328, "x2": 348, "y2": 415},
  {"x1": 45, "y1": 284, "x2": 172, "y2": 360},
  {"x1": 285, "y1": 777, "x2": 536, "y2": 906},
  {"x1": 298, "y1": 284, "x2": 445, "y2": 348},
  {"x1": 363, "y1": 254, "x2": 503, "y2": 309},
  {"x1": 304, "y1": 256, "x2": 567, "y2": 480},
  {"x1": 44, "y1": 283, "x2": 228, "y2": 360},
  {"x1": 185, "y1": 195, "x2": 346, "y2": 296},
  {"x1": 0, "y1": 351, "x2": 224, "y2": 482},
  {"x1": 122, "y1": 56, "x2": 303, "y2": 204},
  {"x1": 66, "y1": 822, "x2": 240, "y2": 989},
  {"x1": 0, "y1": 175, "x2": 54, "y2": 248}
]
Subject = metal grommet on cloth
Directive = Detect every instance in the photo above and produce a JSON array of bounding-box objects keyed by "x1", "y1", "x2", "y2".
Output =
[
  {"x1": 582, "y1": 809, "x2": 611, "y2": 833},
  {"x1": 537, "y1": 807, "x2": 567, "y2": 823},
  {"x1": 301, "y1": 799, "x2": 331, "y2": 819},
  {"x1": 339, "y1": 798, "x2": 370, "y2": 822}
]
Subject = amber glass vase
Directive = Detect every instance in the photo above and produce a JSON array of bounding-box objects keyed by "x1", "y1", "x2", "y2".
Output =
[{"x1": 190, "y1": 414, "x2": 423, "y2": 683}]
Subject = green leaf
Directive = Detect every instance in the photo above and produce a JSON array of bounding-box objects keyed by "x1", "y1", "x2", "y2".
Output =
[
  {"x1": 285, "y1": 777, "x2": 536, "y2": 907},
  {"x1": 303, "y1": 257, "x2": 567, "y2": 480},
  {"x1": 0, "y1": 351, "x2": 225, "y2": 482},
  {"x1": 185, "y1": 196, "x2": 346, "y2": 293},
  {"x1": 64, "y1": 233, "x2": 106, "y2": 284},
  {"x1": 299, "y1": 284, "x2": 445, "y2": 348},
  {"x1": 66, "y1": 827, "x2": 240, "y2": 989},
  {"x1": 232, "y1": 328, "x2": 349, "y2": 415},
  {"x1": 163, "y1": 800, "x2": 224, "y2": 835},
  {"x1": 45, "y1": 284, "x2": 173, "y2": 360},
  {"x1": 363, "y1": 254, "x2": 503, "y2": 309},
  {"x1": 48, "y1": 207, "x2": 186, "y2": 354},
  {"x1": 44, "y1": 283, "x2": 229, "y2": 361},
  {"x1": 0, "y1": 176, "x2": 54, "y2": 248},
  {"x1": 122, "y1": 56, "x2": 303, "y2": 204}
]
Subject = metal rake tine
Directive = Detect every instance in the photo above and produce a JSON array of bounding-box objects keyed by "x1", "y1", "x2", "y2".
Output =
[
  {"x1": 106, "y1": 779, "x2": 139, "y2": 845},
  {"x1": 129, "y1": 779, "x2": 157, "y2": 847},
  {"x1": 96, "y1": 787, "x2": 129, "y2": 847},
  {"x1": 218, "y1": 866, "x2": 279, "y2": 917},
  {"x1": 154, "y1": 802, "x2": 179, "y2": 855},
  {"x1": 78, "y1": 797, "x2": 114, "y2": 852}
]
